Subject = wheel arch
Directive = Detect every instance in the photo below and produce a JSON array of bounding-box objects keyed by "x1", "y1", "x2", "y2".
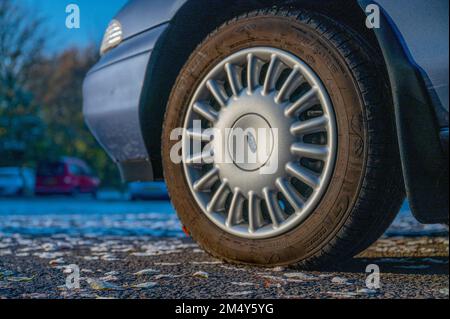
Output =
[
  {"x1": 139, "y1": 0, "x2": 381, "y2": 180},
  {"x1": 358, "y1": 0, "x2": 448, "y2": 223}
]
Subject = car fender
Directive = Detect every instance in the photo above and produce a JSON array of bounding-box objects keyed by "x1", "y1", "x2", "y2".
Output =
[
  {"x1": 358, "y1": 0, "x2": 448, "y2": 223},
  {"x1": 115, "y1": 0, "x2": 187, "y2": 40}
]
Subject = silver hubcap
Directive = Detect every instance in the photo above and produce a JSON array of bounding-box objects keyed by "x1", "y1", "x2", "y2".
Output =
[{"x1": 182, "y1": 47, "x2": 337, "y2": 239}]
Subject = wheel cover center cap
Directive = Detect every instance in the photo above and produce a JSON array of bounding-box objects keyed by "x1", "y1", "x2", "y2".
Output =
[{"x1": 228, "y1": 114, "x2": 274, "y2": 171}]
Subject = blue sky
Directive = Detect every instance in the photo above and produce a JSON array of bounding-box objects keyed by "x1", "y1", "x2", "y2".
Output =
[{"x1": 21, "y1": 0, "x2": 129, "y2": 54}]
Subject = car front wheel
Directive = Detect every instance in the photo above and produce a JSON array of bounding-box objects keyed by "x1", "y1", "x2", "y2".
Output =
[{"x1": 162, "y1": 8, "x2": 404, "y2": 268}]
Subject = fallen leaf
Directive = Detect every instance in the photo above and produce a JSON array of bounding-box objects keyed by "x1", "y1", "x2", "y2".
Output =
[
  {"x1": 356, "y1": 288, "x2": 379, "y2": 295},
  {"x1": 231, "y1": 282, "x2": 256, "y2": 286},
  {"x1": 83, "y1": 256, "x2": 99, "y2": 261},
  {"x1": 331, "y1": 276, "x2": 351, "y2": 285},
  {"x1": 33, "y1": 252, "x2": 64, "y2": 259},
  {"x1": 99, "y1": 275, "x2": 119, "y2": 282},
  {"x1": 7, "y1": 276, "x2": 34, "y2": 282},
  {"x1": 41, "y1": 243, "x2": 56, "y2": 251},
  {"x1": 193, "y1": 271, "x2": 209, "y2": 279},
  {"x1": 105, "y1": 271, "x2": 119, "y2": 276},
  {"x1": 132, "y1": 282, "x2": 158, "y2": 289},
  {"x1": 326, "y1": 291, "x2": 359, "y2": 298},
  {"x1": 0, "y1": 249, "x2": 12, "y2": 256},
  {"x1": 133, "y1": 269, "x2": 159, "y2": 276},
  {"x1": 100, "y1": 254, "x2": 119, "y2": 261},
  {"x1": 87, "y1": 278, "x2": 122, "y2": 291},
  {"x1": 154, "y1": 274, "x2": 183, "y2": 279},
  {"x1": 439, "y1": 288, "x2": 449, "y2": 296},
  {"x1": 49, "y1": 258, "x2": 65, "y2": 266},
  {"x1": 284, "y1": 272, "x2": 317, "y2": 281},
  {"x1": 191, "y1": 261, "x2": 222, "y2": 265}
]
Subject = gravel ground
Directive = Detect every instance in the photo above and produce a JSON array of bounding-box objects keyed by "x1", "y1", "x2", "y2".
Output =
[
  {"x1": 0, "y1": 197, "x2": 448, "y2": 299},
  {"x1": 0, "y1": 234, "x2": 448, "y2": 299}
]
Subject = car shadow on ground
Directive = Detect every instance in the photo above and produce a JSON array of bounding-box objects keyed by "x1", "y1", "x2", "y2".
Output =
[{"x1": 314, "y1": 257, "x2": 449, "y2": 275}]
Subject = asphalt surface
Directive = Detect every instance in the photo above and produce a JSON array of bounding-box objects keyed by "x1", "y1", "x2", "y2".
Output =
[
  {"x1": 0, "y1": 235, "x2": 448, "y2": 299},
  {"x1": 0, "y1": 197, "x2": 448, "y2": 299}
]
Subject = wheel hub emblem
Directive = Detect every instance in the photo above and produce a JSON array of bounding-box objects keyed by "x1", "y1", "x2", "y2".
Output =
[
  {"x1": 246, "y1": 131, "x2": 257, "y2": 153},
  {"x1": 228, "y1": 114, "x2": 274, "y2": 172}
]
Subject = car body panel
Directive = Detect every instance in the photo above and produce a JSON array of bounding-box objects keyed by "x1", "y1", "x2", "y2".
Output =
[
  {"x1": 115, "y1": 0, "x2": 186, "y2": 40},
  {"x1": 359, "y1": 0, "x2": 448, "y2": 223},
  {"x1": 83, "y1": 24, "x2": 168, "y2": 162},
  {"x1": 375, "y1": 0, "x2": 449, "y2": 113}
]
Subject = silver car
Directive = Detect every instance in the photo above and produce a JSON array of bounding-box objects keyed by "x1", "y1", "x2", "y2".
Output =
[{"x1": 83, "y1": 0, "x2": 448, "y2": 267}]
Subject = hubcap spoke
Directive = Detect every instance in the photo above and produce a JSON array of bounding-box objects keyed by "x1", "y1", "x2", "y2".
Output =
[
  {"x1": 193, "y1": 167, "x2": 219, "y2": 192},
  {"x1": 276, "y1": 178, "x2": 304, "y2": 213},
  {"x1": 290, "y1": 116, "x2": 328, "y2": 135},
  {"x1": 207, "y1": 180, "x2": 229, "y2": 213},
  {"x1": 193, "y1": 101, "x2": 218, "y2": 123},
  {"x1": 248, "y1": 191, "x2": 265, "y2": 232},
  {"x1": 247, "y1": 53, "x2": 264, "y2": 93},
  {"x1": 225, "y1": 63, "x2": 243, "y2": 97},
  {"x1": 291, "y1": 142, "x2": 329, "y2": 161},
  {"x1": 263, "y1": 54, "x2": 285, "y2": 95},
  {"x1": 206, "y1": 80, "x2": 227, "y2": 108},
  {"x1": 186, "y1": 149, "x2": 214, "y2": 165},
  {"x1": 275, "y1": 66, "x2": 304, "y2": 104},
  {"x1": 226, "y1": 189, "x2": 245, "y2": 227},
  {"x1": 286, "y1": 162, "x2": 320, "y2": 189},
  {"x1": 263, "y1": 187, "x2": 285, "y2": 228},
  {"x1": 187, "y1": 128, "x2": 212, "y2": 141},
  {"x1": 284, "y1": 87, "x2": 318, "y2": 117}
]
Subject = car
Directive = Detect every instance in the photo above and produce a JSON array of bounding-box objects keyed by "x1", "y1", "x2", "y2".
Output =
[
  {"x1": 83, "y1": 0, "x2": 448, "y2": 268},
  {"x1": 0, "y1": 167, "x2": 35, "y2": 196},
  {"x1": 35, "y1": 157, "x2": 100, "y2": 196},
  {"x1": 128, "y1": 181, "x2": 169, "y2": 201}
]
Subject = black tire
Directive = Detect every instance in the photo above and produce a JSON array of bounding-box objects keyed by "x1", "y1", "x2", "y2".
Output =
[{"x1": 162, "y1": 8, "x2": 405, "y2": 268}]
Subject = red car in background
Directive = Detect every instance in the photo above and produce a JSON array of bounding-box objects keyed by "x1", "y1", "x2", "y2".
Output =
[{"x1": 35, "y1": 157, "x2": 100, "y2": 196}]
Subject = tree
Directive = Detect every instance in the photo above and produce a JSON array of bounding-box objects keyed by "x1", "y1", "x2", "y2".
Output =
[
  {"x1": 0, "y1": 0, "x2": 47, "y2": 165},
  {"x1": 0, "y1": 0, "x2": 120, "y2": 186},
  {"x1": 30, "y1": 47, "x2": 121, "y2": 187}
]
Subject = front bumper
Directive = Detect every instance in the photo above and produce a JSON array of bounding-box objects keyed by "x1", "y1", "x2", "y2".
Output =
[{"x1": 83, "y1": 24, "x2": 168, "y2": 175}]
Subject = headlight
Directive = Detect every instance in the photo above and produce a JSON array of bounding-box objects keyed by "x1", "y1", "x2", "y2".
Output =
[{"x1": 100, "y1": 20, "x2": 123, "y2": 56}]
